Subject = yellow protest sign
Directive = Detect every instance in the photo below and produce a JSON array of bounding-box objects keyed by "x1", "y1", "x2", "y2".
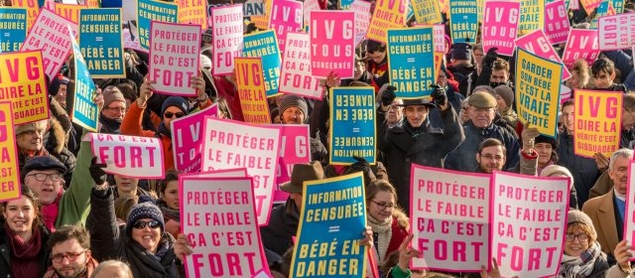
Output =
[
  {"x1": 574, "y1": 89, "x2": 622, "y2": 158},
  {"x1": 367, "y1": 0, "x2": 407, "y2": 43},
  {"x1": 86, "y1": 0, "x2": 101, "y2": 8},
  {"x1": 0, "y1": 51, "x2": 49, "y2": 124},
  {"x1": 515, "y1": 47, "x2": 561, "y2": 137},
  {"x1": 177, "y1": 0, "x2": 207, "y2": 30},
  {"x1": 518, "y1": 0, "x2": 545, "y2": 36},
  {"x1": 55, "y1": 3, "x2": 86, "y2": 24},
  {"x1": 12, "y1": 0, "x2": 39, "y2": 31},
  {"x1": 412, "y1": 0, "x2": 442, "y2": 24},
  {"x1": 252, "y1": 0, "x2": 273, "y2": 30},
  {"x1": 0, "y1": 102, "x2": 20, "y2": 202},
  {"x1": 234, "y1": 57, "x2": 272, "y2": 124}
]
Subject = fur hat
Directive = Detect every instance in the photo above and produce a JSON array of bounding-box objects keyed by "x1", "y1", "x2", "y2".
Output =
[
  {"x1": 567, "y1": 210, "x2": 597, "y2": 239},
  {"x1": 126, "y1": 202, "x2": 165, "y2": 236},
  {"x1": 451, "y1": 43, "x2": 472, "y2": 61},
  {"x1": 278, "y1": 95, "x2": 308, "y2": 118},
  {"x1": 15, "y1": 119, "x2": 48, "y2": 136},
  {"x1": 280, "y1": 162, "x2": 325, "y2": 193},
  {"x1": 161, "y1": 96, "x2": 189, "y2": 117},
  {"x1": 102, "y1": 86, "x2": 126, "y2": 108},
  {"x1": 494, "y1": 85, "x2": 514, "y2": 107}
]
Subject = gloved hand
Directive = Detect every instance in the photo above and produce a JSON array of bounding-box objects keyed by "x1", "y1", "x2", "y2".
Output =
[
  {"x1": 521, "y1": 125, "x2": 541, "y2": 150},
  {"x1": 350, "y1": 155, "x2": 376, "y2": 182},
  {"x1": 90, "y1": 157, "x2": 108, "y2": 186},
  {"x1": 483, "y1": 47, "x2": 499, "y2": 68},
  {"x1": 380, "y1": 85, "x2": 397, "y2": 106},
  {"x1": 430, "y1": 84, "x2": 447, "y2": 107}
]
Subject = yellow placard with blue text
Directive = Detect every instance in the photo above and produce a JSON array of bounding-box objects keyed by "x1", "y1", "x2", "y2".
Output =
[
  {"x1": 0, "y1": 50, "x2": 49, "y2": 125},
  {"x1": 574, "y1": 89, "x2": 622, "y2": 158},
  {"x1": 0, "y1": 102, "x2": 21, "y2": 202},
  {"x1": 518, "y1": 0, "x2": 545, "y2": 36},
  {"x1": 515, "y1": 47, "x2": 562, "y2": 138},
  {"x1": 79, "y1": 8, "x2": 125, "y2": 78},
  {"x1": 366, "y1": 0, "x2": 408, "y2": 43},
  {"x1": 329, "y1": 87, "x2": 376, "y2": 165},
  {"x1": 177, "y1": 0, "x2": 207, "y2": 30},
  {"x1": 234, "y1": 57, "x2": 272, "y2": 124},
  {"x1": 290, "y1": 172, "x2": 367, "y2": 278},
  {"x1": 411, "y1": 0, "x2": 442, "y2": 24}
]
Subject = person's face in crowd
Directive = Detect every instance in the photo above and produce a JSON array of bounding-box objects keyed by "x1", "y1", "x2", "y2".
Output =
[
  {"x1": 92, "y1": 266, "x2": 131, "y2": 278},
  {"x1": 564, "y1": 224, "x2": 590, "y2": 257},
  {"x1": 281, "y1": 107, "x2": 305, "y2": 124},
  {"x1": 535, "y1": 143, "x2": 553, "y2": 166},
  {"x1": 609, "y1": 155, "x2": 631, "y2": 195},
  {"x1": 459, "y1": 103, "x2": 471, "y2": 124},
  {"x1": 622, "y1": 107, "x2": 635, "y2": 129},
  {"x1": 162, "y1": 107, "x2": 185, "y2": 131},
  {"x1": 386, "y1": 99, "x2": 404, "y2": 126},
  {"x1": 354, "y1": 61, "x2": 365, "y2": 80},
  {"x1": 368, "y1": 190, "x2": 395, "y2": 222},
  {"x1": 566, "y1": 71, "x2": 585, "y2": 89},
  {"x1": 114, "y1": 174, "x2": 140, "y2": 196},
  {"x1": 473, "y1": 49, "x2": 484, "y2": 66},
  {"x1": 102, "y1": 100, "x2": 127, "y2": 121},
  {"x1": 162, "y1": 181, "x2": 179, "y2": 210},
  {"x1": 367, "y1": 50, "x2": 386, "y2": 65},
  {"x1": 2, "y1": 196, "x2": 36, "y2": 237},
  {"x1": 131, "y1": 217, "x2": 162, "y2": 253},
  {"x1": 25, "y1": 170, "x2": 63, "y2": 205},
  {"x1": 592, "y1": 69, "x2": 615, "y2": 89},
  {"x1": 55, "y1": 84, "x2": 68, "y2": 109},
  {"x1": 494, "y1": 94, "x2": 509, "y2": 111},
  {"x1": 562, "y1": 104, "x2": 575, "y2": 134},
  {"x1": 436, "y1": 71, "x2": 448, "y2": 87},
  {"x1": 489, "y1": 69, "x2": 509, "y2": 85},
  {"x1": 468, "y1": 106, "x2": 495, "y2": 128},
  {"x1": 17, "y1": 128, "x2": 45, "y2": 153},
  {"x1": 51, "y1": 238, "x2": 91, "y2": 278},
  {"x1": 476, "y1": 145, "x2": 506, "y2": 173},
  {"x1": 290, "y1": 192, "x2": 303, "y2": 211},
  {"x1": 404, "y1": 105, "x2": 429, "y2": 128}
]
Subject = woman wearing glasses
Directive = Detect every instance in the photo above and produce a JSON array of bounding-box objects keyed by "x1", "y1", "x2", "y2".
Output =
[
  {"x1": 0, "y1": 186, "x2": 52, "y2": 278},
  {"x1": 365, "y1": 180, "x2": 409, "y2": 264},
  {"x1": 558, "y1": 210, "x2": 608, "y2": 277}
]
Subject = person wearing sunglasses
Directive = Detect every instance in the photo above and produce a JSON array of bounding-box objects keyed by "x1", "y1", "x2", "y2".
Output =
[
  {"x1": 44, "y1": 225, "x2": 99, "y2": 278},
  {"x1": 121, "y1": 75, "x2": 210, "y2": 172}
]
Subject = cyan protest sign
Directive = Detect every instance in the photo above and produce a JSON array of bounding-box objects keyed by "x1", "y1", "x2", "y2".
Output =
[
  {"x1": 79, "y1": 8, "x2": 125, "y2": 78},
  {"x1": 0, "y1": 8, "x2": 27, "y2": 53},
  {"x1": 137, "y1": 0, "x2": 178, "y2": 49},
  {"x1": 243, "y1": 30, "x2": 281, "y2": 97},
  {"x1": 387, "y1": 27, "x2": 436, "y2": 98},
  {"x1": 449, "y1": 0, "x2": 478, "y2": 43},
  {"x1": 290, "y1": 172, "x2": 367, "y2": 277},
  {"x1": 69, "y1": 26, "x2": 98, "y2": 132},
  {"x1": 329, "y1": 87, "x2": 376, "y2": 165}
]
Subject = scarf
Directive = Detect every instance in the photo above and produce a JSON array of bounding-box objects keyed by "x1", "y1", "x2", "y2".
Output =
[
  {"x1": 99, "y1": 113, "x2": 122, "y2": 134},
  {"x1": 559, "y1": 241, "x2": 602, "y2": 277},
  {"x1": 367, "y1": 215, "x2": 392, "y2": 261},
  {"x1": 43, "y1": 257, "x2": 99, "y2": 278},
  {"x1": 6, "y1": 224, "x2": 42, "y2": 278},
  {"x1": 403, "y1": 120, "x2": 428, "y2": 141},
  {"x1": 153, "y1": 238, "x2": 171, "y2": 261},
  {"x1": 41, "y1": 190, "x2": 63, "y2": 232},
  {"x1": 157, "y1": 199, "x2": 180, "y2": 223}
]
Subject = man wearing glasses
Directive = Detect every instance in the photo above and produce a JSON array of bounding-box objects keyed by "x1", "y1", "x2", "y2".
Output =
[
  {"x1": 44, "y1": 225, "x2": 99, "y2": 278},
  {"x1": 22, "y1": 156, "x2": 69, "y2": 231},
  {"x1": 474, "y1": 138, "x2": 506, "y2": 174},
  {"x1": 100, "y1": 86, "x2": 127, "y2": 134}
]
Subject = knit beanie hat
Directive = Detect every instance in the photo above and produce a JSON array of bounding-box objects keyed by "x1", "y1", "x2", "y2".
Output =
[
  {"x1": 539, "y1": 165, "x2": 573, "y2": 185},
  {"x1": 494, "y1": 85, "x2": 514, "y2": 107},
  {"x1": 126, "y1": 202, "x2": 165, "y2": 236},
  {"x1": 278, "y1": 95, "x2": 308, "y2": 118},
  {"x1": 567, "y1": 210, "x2": 597, "y2": 239},
  {"x1": 451, "y1": 43, "x2": 472, "y2": 61},
  {"x1": 102, "y1": 86, "x2": 126, "y2": 108},
  {"x1": 161, "y1": 96, "x2": 189, "y2": 117}
]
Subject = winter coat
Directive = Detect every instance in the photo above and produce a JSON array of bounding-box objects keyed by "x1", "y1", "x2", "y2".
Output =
[
  {"x1": 557, "y1": 131, "x2": 602, "y2": 205},
  {"x1": 372, "y1": 210, "x2": 409, "y2": 261},
  {"x1": 0, "y1": 224, "x2": 51, "y2": 278},
  {"x1": 260, "y1": 199, "x2": 300, "y2": 256}
]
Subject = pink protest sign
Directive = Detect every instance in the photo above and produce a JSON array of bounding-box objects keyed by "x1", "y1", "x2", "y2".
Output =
[
  {"x1": 623, "y1": 161, "x2": 635, "y2": 259},
  {"x1": 183, "y1": 168, "x2": 248, "y2": 178},
  {"x1": 598, "y1": 13, "x2": 635, "y2": 51},
  {"x1": 310, "y1": 10, "x2": 355, "y2": 79},
  {"x1": 264, "y1": 124, "x2": 310, "y2": 204},
  {"x1": 148, "y1": 21, "x2": 201, "y2": 97},
  {"x1": 201, "y1": 117, "x2": 282, "y2": 225},
  {"x1": 269, "y1": 0, "x2": 303, "y2": 53},
  {"x1": 481, "y1": 0, "x2": 519, "y2": 56},
  {"x1": 180, "y1": 177, "x2": 271, "y2": 277},
  {"x1": 279, "y1": 32, "x2": 323, "y2": 100},
  {"x1": 544, "y1": 0, "x2": 570, "y2": 45},
  {"x1": 351, "y1": 0, "x2": 372, "y2": 46},
  {"x1": 491, "y1": 171, "x2": 569, "y2": 277},
  {"x1": 562, "y1": 29, "x2": 600, "y2": 68},
  {"x1": 89, "y1": 133, "x2": 165, "y2": 179},
  {"x1": 410, "y1": 166, "x2": 490, "y2": 272},
  {"x1": 171, "y1": 104, "x2": 219, "y2": 173},
  {"x1": 515, "y1": 30, "x2": 571, "y2": 80},
  {"x1": 210, "y1": 5, "x2": 243, "y2": 75},
  {"x1": 302, "y1": 0, "x2": 320, "y2": 28},
  {"x1": 20, "y1": 8, "x2": 78, "y2": 79}
]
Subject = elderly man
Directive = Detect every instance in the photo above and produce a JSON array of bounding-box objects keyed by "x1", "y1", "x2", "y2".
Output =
[
  {"x1": 100, "y1": 86, "x2": 127, "y2": 134},
  {"x1": 44, "y1": 225, "x2": 99, "y2": 278}
]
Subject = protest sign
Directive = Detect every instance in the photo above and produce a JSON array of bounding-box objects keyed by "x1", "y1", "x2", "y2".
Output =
[
  {"x1": 267, "y1": 124, "x2": 310, "y2": 204},
  {"x1": 411, "y1": 0, "x2": 442, "y2": 24},
  {"x1": 137, "y1": 0, "x2": 178, "y2": 50},
  {"x1": 569, "y1": 0, "x2": 580, "y2": 9},
  {"x1": 234, "y1": 57, "x2": 272, "y2": 124},
  {"x1": 243, "y1": 30, "x2": 281, "y2": 97},
  {"x1": 201, "y1": 117, "x2": 282, "y2": 225},
  {"x1": 55, "y1": 2, "x2": 85, "y2": 23},
  {"x1": 0, "y1": 8, "x2": 28, "y2": 53},
  {"x1": 481, "y1": 0, "x2": 519, "y2": 56},
  {"x1": 90, "y1": 133, "x2": 165, "y2": 179},
  {"x1": 351, "y1": 0, "x2": 372, "y2": 46},
  {"x1": 12, "y1": 0, "x2": 39, "y2": 31},
  {"x1": 491, "y1": 171, "x2": 569, "y2": 277},
  {"x1": 180, "y1": 177, "x2": 270, "y2": 277},
  {"x1": 310, "y1": 10, "x2": 355, "y2": 79},
  {"x1": 303, "y1": 0, "x2": 320, "y2": 28},
  {"x1": 387, "y1": 27, "x2": 435, "y2": 98},
  {"x1": 176, "y1": 0, "x2": 207, "y2": 29},
  {"x1": 280, "y1": 32, "x2": 322, "y2": 100},
  {"x1": 562, "y1": 29, "x2": 600, "y2": 68},
  {"x1": 573, "y1": 89, "x2": 622, "y2": 158},
  {"x1": 250, "y1": 0, "x2": 273, "y2": 30},
  {"x1": 79, "y1": 8, "x2": 125, "y2": 78},
  {"x1": 21, "y1": 8, "x2": 78, "y2": 79},
  {"x1": 70, "y1": 26, "x2": 98, "y2": 132},
  {"x1": 598, "y1": 13, "x2": 635, "y2": 51},
  {"x1": 623, "y1": 161, "x2": 635, "y2": 259},
  {"x1": 580, "y1": 0, "x2": 602, "y2": 15},
  {"x1": 329, "y1": 87, "x2": 376, "y2": 165},
  {"x1": 366, "y1": 0, "x2": 407, "y2": 43},
  {"x1": 244, "y1": 0, "x2": 266, "y2": 17},
  {"x1": 610, "y1": 0, "x2": 625, "y2": 13},
  {"x1": 544, "y1": 0, "x2": 570, "y2": 45},
  {"x1": 515, "y1": 47, "x2": 562, "y2": 137},
  {"x1": 171, "y1": 104, "x2": 219, "y2": 173},
  {"x1": 269, "y1": 0, "x2": 303, "y2": 53},
  {"x1": 210, "y1": 5, "x2": 243, "y2": 75},
  {"x1": 184, "y1": 168, "x2": 248, "y2": 179},
  {"x1": 410, "y1": 166, "x2": 490, "y2": 271},
  {"x1": 449, "y1": 0, "x2": 478, "y2": 43},
  {"x1": 518, "y1": 0, "x2": 544, "y2": 36},
  {"x1": 0, "y1": 103, "x2": 21, "y2": 202},
  {"x1": 148, "y1": 22, "x2": 200, "y2": 97},
  {"x1": 0, "y1": 50, "x2": 49, "y2": 124},
  {"x1": 515, "y1": 30, "x2": 571, "y2": 80},
  {"x1": 590, "y1": 0, "x2": 616, "y2": 29},
  {"x1": 85, "y1": 0, "x2": 100, "y2": 7},
  {"x1": 560, "y1": 85, "x2": 572, "y2": 104},
  {"x1": 290, "y1": 172, "x2": 367, "y2": 277}
]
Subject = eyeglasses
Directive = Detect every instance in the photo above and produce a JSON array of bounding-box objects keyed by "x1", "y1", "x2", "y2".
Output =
[
  {"x1": 51, "y1": 250, "x2": 87, "y2": 262},
  {"x1": 133, "y1": 220, "x2": 161, "y2": 229},
  {"x1": 27, "y1": 173, "x2": 62, "y2": 182},
  {"x1": 106, "y1": 106, "x2": 126, "y2": 113},
  {"x1": 480, "y1": 154, "x2": 504, "y2": 161},
  {"x1": 372, "y1": 200, "x2": 396, "y2": 210},
  {"x1": 164, "y1": 112, "x2": 184, "y2": 119},
  {"x1": 565, "y1": 233, "x2": 589, "y2": 242}
]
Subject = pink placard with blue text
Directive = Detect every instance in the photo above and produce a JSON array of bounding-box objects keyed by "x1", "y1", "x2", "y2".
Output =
[
  {"x1": 171, "y1": 104, "x2": 219, "y2": 174},
  {"x1": 309, "y1": 10, "x2": 355, "y2": 78},
  {"x1": 515, "y1": 29, "x2": 571, "y2": 80},
  {"x1": 269, "y1": 0, "x2": 303, "y2": 53},
  {"x1": 544, "y1": 0, "x2": 570, "y2": 45},
  {"x1": 89, "y1": 133, "x2": 165, "y2": 179},
  {"x1": 482, "y1": 0, "x2": 519, "y2": 56}
]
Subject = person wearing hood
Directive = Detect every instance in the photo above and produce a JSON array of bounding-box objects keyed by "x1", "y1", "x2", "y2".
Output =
[{"x1": 100, "y1": 86, "x2": 127, "y2": 134}]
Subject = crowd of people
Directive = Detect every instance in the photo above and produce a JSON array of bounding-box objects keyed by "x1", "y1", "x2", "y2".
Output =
[{"x1": 2, "y1": 0, "x2": 635, "y2": 277}]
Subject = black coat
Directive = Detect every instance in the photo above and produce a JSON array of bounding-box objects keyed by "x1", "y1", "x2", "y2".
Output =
[
  {"x1": 0, "y1": 224, "x2": 51, "y2": 278},
  {"x1": 259, "y1": 199, "x2": 300, "y2": 256},
  {"x1": 557, "y1": 131, "x2": 602, "y2": 205}
]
